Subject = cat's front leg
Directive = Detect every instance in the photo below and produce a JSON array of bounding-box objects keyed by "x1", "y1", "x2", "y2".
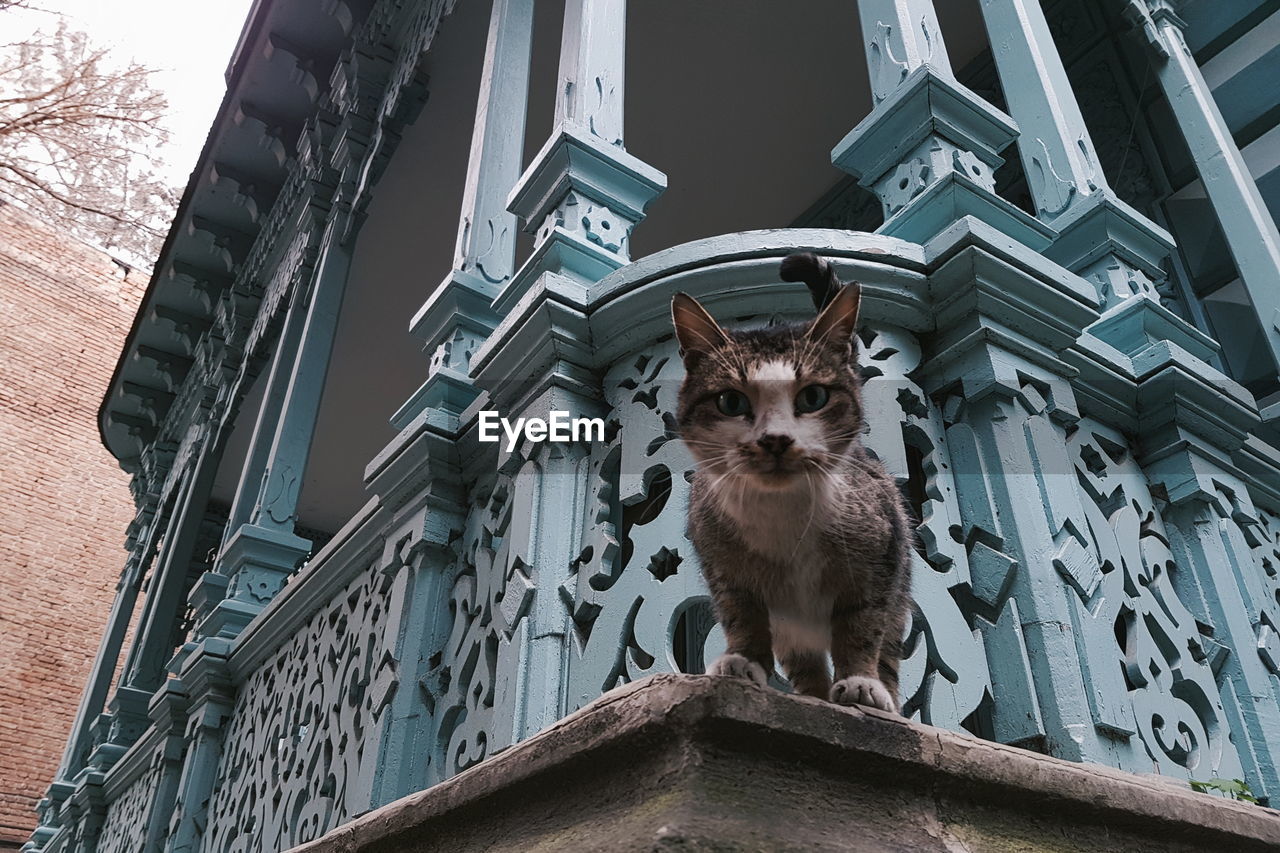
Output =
[
  {"x1": 707, "y1": 653, "x2": 769, "y2": 686},
  {"x1": 707, "y1": 586, "x2": 773, "y2": 688},
  {"x1": 828, "y1": 596, "x2": 897, "y2": 713}
]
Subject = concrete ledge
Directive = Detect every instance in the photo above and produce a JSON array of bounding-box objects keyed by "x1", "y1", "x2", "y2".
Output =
[{"x1": 294, "y1": 674, "x2": 1280, "y2": 852}]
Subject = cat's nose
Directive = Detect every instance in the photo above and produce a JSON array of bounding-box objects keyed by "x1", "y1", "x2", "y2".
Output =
[{"x1": 756, "y1": 434, "x2": 794, "y2": 457}]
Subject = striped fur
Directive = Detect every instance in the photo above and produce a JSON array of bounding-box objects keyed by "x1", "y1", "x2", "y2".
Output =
[{"x1": 672, "y1": 253, "x2": 913, "y2": 712}]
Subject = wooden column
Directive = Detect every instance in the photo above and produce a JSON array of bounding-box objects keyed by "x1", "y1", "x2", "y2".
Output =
[
  {"x1": 503, "y1": 0, "x2": 666, "y2": 308},
  {"x1": 219, "y1": 275, "x2": 311, "y2": 545},
  {"x1": 119, "y1": 428, "x2": 224, "y2": 694},
  {"x1": 1122, "y1": 0, "x2": 1280, "y2": 388},
  {"x1": 834, "y1": 0, "x2": 1052, "y2": 247},
  {"x1": 452, "y1": 0, "x2": 534, "y2": 288},
  {"x1": 466, "y1": 0, "x2": 665, "y2": 744},
  {"x1": 51, "y1": 497, "x2": 164, "y2": 782},
  {"x1": 200, "y1": 225, "x2": 351, "y2": 639},
  {"x1": 978, "y1": 0, "x2": 1173, "y2": 307},
  {"x1": 399, "y1": 0, "x2": 535, "y2": 430},
  {"x1": 857, "y1": 0, "x2": 954, "y2": 100}
]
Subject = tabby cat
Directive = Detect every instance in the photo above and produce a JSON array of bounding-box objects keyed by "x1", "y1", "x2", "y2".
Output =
[{"x1": 670, "y1": 252, "x2": 912, "y2": 712}]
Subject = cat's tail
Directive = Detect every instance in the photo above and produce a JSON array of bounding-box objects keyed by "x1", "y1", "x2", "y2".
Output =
[{"x1": 780, "y1": 252, "x2": 842, "y2": 311}]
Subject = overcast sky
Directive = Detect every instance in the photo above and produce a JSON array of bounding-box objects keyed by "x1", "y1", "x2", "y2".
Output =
[{"x1": 11, "y1": 0, "x2": 257, "y2": 187}]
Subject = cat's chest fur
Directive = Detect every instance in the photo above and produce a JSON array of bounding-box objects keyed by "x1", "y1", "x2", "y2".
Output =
[
  {"x1": 692, "y1": 465, "x2": 895, "y2": 600},
  {"x1": 701, "y1": 476, "x2": 841, "y2": 611},
  {"x1": 715, "y1": 481, "x2": 835, "y2": 568}
]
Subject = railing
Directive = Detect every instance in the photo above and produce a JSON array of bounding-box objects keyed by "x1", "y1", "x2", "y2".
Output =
[{"x1": 46, "y1": 223, "x2": 1280, "y2": 851}]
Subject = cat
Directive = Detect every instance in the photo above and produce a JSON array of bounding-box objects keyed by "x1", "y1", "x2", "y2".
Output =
[{"x1": 670, "y1": 252, "x2": 913, "y2": 713}]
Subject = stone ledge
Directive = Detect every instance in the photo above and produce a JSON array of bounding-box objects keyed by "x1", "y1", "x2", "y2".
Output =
[{"x1": 294, "y1": 674, "x2": 1280, "y2": 852}]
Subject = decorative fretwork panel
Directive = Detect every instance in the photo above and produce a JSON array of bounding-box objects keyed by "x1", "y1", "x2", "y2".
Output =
[
  {"x1": 97, "y1": 763, "x2": 162, "y2": 853},
  {"x1": 1244, "y1": 505, "x2": 1280, "y2": 683},
  {"x1": 202, "y1": 555, "x2": 403, "y2": 851},
  {"x1": 860, "y1": 326, "x2": 992, "y2": 730},
  {"x1": 564, "y1": 345, "x2": 709, "y2": 704},
  {"x1": 244, "y1": 225, "x2": 317, "y2": 361},
  {"x1": 425, "y1": 462, "x2": 536, "y2": 784},
  {"x1": 1067, "y1": 418, "x2": 1243, "y2": 780}
]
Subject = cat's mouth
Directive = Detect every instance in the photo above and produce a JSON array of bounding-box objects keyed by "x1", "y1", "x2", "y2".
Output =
[{"x1": 744, "y1": 454, "x2": 808, "y2": 485}]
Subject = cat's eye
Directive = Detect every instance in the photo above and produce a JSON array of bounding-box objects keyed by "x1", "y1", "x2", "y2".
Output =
[
  {"x1": 715, "y1": 390, "x2": 751, "y2": 417},
  {"x1": 795, "y1": 384, "x2": 829, "y2": 413}
]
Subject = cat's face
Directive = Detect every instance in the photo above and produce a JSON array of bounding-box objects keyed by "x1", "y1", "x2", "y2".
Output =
[{"x1": 672, "y1": 285, "x2": 863, "y2": 492}]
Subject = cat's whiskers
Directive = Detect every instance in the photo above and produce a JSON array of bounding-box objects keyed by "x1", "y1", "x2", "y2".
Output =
[
  {"x1": 797, "y1": 328, "x2": 827, "y2": 375},
  {"x1": 823, "y1": 426, "x2": 864, "y2": 436},
  {"x1": 704, "y1": 457, "x2": 750, "y2": 498},
  {"x1": 789, "y1": 463, "x2": 820, "y2": 562},
  {"x1": 680, "y1": 437, "x2": 739, "y2": 451},
  {"x1": 685, "y1": 443, "x2": 741, "y2": 472}
]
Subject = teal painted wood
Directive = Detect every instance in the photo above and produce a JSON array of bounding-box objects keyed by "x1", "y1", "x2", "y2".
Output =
[
  {"x1": 858, "y1": 0, "x2": 954, "y2": 97},
  {"x1": 233, "y1": 229, "x2": 353, "y2": 545},
  {"x1": 449, "y1": 0, "x2": 532, "y2": 288},
  {"x1": 1121, "y1": 0, "x2": 1280, "y2": 390},
  {"x1": 1128, "y1": 341, "x2": 1280, "y2": 799},
  {"x1": 1165, "y1": 493, "x2": 1280, "y2": 797},
  {"x1": 51, "y1": 502, "x2": 155, "y2": 785},
  {"x1": 978, "y1": 0, "x2": 1174, "y2": 306},
  {"x1": 981, "y1": 0, "x2": 1105, "y2": 223},
  {"x1": 123, "y1": 422, "x2": 223, "y2": 696},
  {"x1": 834, "y1": 0, "x2": 1053, "y2": 247},
  {"x1": 161, "y1": 8, "x2": 462, "y2": 851},
  {"x1": 218, "y1": 245, "x2": 314, "y2": 549},
  {"x1": 89, "y1": 683, "x2": 187, "y2": 853},
  {"x1": 430, "y1": 0, "x2": 670, "y2": 759},
  {"x1": 201, "y1": 548, "x2": 406, "y2": 849},
  {"x1": 1069, "y1": 417, "x2": 1244, "y2": 779},
  {"x1": 400, "y1": 0, "x2": 533, "y2": 431},
  {"x1": 214, "y1": 244, "x2": 355, "y2": 628},
  {"x1": 554, "y1": 0, "x2": 626, "y2": 145},
  {"x1": 96, "y1": 763, "x2": 162, "y2": 853},
  {"x1": 503, "y1": 0, "x2": 666, "y2": 297}
]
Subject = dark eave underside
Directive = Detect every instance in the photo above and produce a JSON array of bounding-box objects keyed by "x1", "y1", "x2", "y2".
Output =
[{"x1": 97, "y1": 0, "x2": 364, "y2": 470}]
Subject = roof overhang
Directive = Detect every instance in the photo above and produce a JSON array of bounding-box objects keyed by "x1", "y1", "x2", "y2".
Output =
[{"x1": 98, "y1": 0, "x2": 366, "y2": 471}]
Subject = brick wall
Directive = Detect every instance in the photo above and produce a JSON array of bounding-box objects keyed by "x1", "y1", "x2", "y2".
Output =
[{"x1": 0, "y1": 202, "x2": 147, "y2": 849}]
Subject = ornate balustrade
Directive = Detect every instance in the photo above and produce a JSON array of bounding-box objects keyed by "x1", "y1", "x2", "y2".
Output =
[{"x1": 44, "y1": 222, "x2": 1280, "y2": 850}]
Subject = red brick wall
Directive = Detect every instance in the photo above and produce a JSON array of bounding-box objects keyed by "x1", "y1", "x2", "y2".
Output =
[{"x1": 0, "y1": 202, "x2": 146, "y2": 849}]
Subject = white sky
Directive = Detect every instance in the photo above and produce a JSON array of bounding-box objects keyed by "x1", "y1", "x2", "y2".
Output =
[{"x1": 9, "y1": 0, "x2": 258, "y2": 187}]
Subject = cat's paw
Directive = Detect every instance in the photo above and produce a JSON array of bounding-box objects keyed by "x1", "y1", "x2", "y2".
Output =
[
  {"x1": 830, "y1": 676, "x2": 897, "y2": 712},
  {"x1": 707, "y1": 653, "x2": 769, "y2": 687}
]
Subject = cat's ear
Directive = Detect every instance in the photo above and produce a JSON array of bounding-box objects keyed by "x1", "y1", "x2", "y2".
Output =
[
  {"x1": 671, "y1": 293, "x2": 728, "y2": 359},
  {"x1": 806, "y1": 283, "x2": 861, "y2": 348}
]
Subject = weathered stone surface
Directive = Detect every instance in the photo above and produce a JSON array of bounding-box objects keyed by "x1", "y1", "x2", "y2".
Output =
[{"x1": 293, "y1": 674, "x2": 1280, "y2": 852}]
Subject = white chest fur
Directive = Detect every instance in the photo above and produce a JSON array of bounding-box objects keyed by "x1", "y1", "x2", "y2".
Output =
[
  {"x1": 710, "y1": 472, "x2": 839, "y2": 656},
  {"x1": 712, "y1": 472, "x2": 837, "y2": 564}
]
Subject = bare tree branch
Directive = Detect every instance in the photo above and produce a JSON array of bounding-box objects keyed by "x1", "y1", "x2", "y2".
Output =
[{"x1": 0, "y1": 20, "x2": 177, "y2": 263}]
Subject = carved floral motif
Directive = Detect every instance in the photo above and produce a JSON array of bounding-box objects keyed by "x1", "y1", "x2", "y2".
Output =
[
  {"x1": 97, "y1": 763, "x2": 161, "y2": 853},
  {"x1": 202, "y1": 554, "x2": 404, "y2": 850},
  {"x1": 1066, "y1": 418, "x2": 1241, "y2": 779}
]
